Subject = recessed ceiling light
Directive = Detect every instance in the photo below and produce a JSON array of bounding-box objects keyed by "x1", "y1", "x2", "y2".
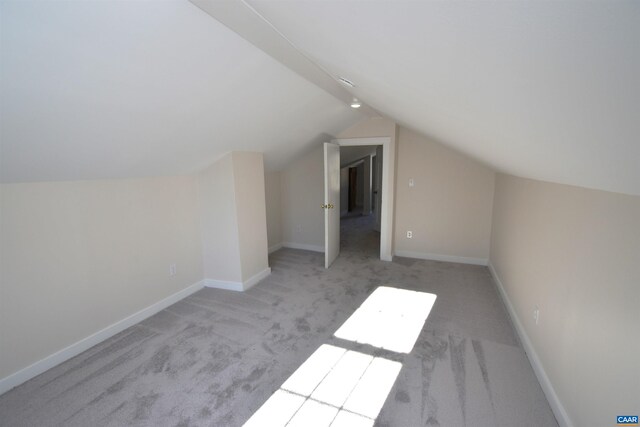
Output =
[
  {"x1": 338, "y1": 77, "x2": 356, "y2": 88},
  {"x1": 350, "y1": 99, "x2": 362, "y2": 109}
]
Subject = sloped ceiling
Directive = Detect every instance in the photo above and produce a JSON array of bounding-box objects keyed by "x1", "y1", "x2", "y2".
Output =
[
  {"x1": 248, "y1": 0, "x2": 640, "y2": 196},
  {"x1": 3, "y1": 1, "x2": 640, "y2": 196},
  {"x1": 341, "y1": 146, "x2": 377, "y2": 168},
  {"x1": 0, "y1": 1, "x2": 364, "y2": 183}
]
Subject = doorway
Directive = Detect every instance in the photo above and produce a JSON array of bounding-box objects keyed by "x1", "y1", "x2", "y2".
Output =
[
  {"x1": 348, "y1": 166, "x2": 358, "y2": 213},
  {"x1": 323, "y1": 137, "x2": 394, "y2": 267},
  {"x1": 339, "y1": 152, "x2": 376, "y2": 257}
]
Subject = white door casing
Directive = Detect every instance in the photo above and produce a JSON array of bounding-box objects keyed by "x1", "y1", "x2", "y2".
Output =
[{"x1": 332, "y1": 137, "x2": 393, "y2": 262}]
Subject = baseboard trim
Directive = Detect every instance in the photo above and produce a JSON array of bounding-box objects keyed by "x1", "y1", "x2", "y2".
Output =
[
  {"x1": 268, "y1": 243, "x2": 283, "y2": 254},
  {"x1": 243, "y1": 267, "x2": 271, "y2": 291},
  {"x1": 204, "y1": 278, "x2": 243, "y2": 292},
  {"x1": 282, "y1": 242, "x2": 325, "y2": 253},
  {"x1": 488, "y1": 262, "x2": 573, "y2": 427},
  {"x1": 204, "y1": 267, "x2": 271, "y2": 292},
  {"x1": 0, "y1": 280, "x2": 205, "y2": 396},
  {"x1": 394, "y1": 250, "x2": 488, "y2": 266}
]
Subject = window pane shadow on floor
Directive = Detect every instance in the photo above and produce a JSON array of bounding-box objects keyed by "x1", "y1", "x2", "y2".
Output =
[{"x1": 243, "y1": 286, "x2": 436, "y2": 427}]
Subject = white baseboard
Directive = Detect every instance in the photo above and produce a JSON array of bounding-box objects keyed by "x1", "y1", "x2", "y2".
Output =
[
  {"x1": 268, "y1": 243, "x2": 283, "y2": 254},
  {"x1": 0, "y1": 280, "x2": 205, "y2": 396},
  {"x1": 488, "y1": 262, "x2": 573, "y2": 427},
  {"x1": 204, "y1": 278, "x2": 243, "y2": 292},
  {"x1": 243, "y1": 267, "x2": 271, "y2": 291},
  {"x1": 394, "y1": 250, "x2": 488, "y2": 266},
  {"x1": 204, "y1": 267, "x2": 271, "y2": 292},
  {"x1": 282, "y1": 242, "x2": 325, "y2": 253}
]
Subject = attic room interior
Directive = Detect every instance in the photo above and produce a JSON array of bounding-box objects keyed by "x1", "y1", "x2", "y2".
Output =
[{"x1": 1, "y1": 1, "x2": 638, "y2": 426}]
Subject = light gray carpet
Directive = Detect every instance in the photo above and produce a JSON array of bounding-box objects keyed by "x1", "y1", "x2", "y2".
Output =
[{"x1": 0, "y1": 215, "x2": 558, "y2": 427}]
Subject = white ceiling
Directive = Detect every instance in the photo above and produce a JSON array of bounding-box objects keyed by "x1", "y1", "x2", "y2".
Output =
[
  {"x1": 249, "y1": 0, "x2": 640, "y2": 196},
  {"x1": 341, "y1": 146, "x2": 377, "y2": 169},
  {"x1": 0, "y1": 0, "x2": 363, "y2": 182},
  {"x1": 3, "y1": 1, "x2": 640, "y2": 196}
]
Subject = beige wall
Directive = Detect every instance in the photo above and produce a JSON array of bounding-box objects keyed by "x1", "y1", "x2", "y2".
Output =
[
  {"x1": 281, "y1": 146, "x2": 325, "y2": 251},
  {"x1": 264, "y1": 171, "x2": 282, "y2": 251},
  {"x1": 199, "y1": 152, "x2": 270, "y2": 284},
  {"x1": 0, "y1": 176, "x2": 203, "y2": 379},
  {"x1": 394, "y1": 127, "x2": 495, "y2": 263},
  {"x1": 490, "y1": 173, "x2": 640, "y2": 427},
  {"x1": 232, "y1": 152, "x2": 269, "y2": 281},
  {"x1": 337, "y1": 117, "x2": 397, "y2": 140},
  {"x1": 281, "y1": 118, "x2": 494, "y2": 263},
  {"x1": 198, "y1": 153, "x2": 243, "y2": 282}
]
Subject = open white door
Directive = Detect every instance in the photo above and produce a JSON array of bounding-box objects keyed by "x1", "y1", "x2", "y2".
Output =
[{"x1": 324, "y1": 142, "x2": 340, "y2": 268}]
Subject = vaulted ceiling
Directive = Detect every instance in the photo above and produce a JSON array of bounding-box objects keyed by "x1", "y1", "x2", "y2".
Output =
[
  {"x1": 246, "y1": 0, "x2": 640, "y2": 196},
  {"x1": 0, "y1": 1, "x2": 363, "y2": 182},
  {"x1": 2, "y1": 1, "x2": 640, "y2": 196}
]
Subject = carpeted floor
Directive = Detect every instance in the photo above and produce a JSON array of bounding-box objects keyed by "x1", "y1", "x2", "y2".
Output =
[{"x1": 0, "y1": 214, "x2": 557, "y2": 427}]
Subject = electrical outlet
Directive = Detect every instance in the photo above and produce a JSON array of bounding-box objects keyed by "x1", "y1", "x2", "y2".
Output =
[
  {"x1": 406, "y1": 231, "x2": 413, "y2": 239},
  {"x1": 409, "y1": 178, "x2": 415, "y2": 187},
  {"x1": 533, "y1": 306, "x2": 540, "y2": 325},
  {"x1": 169, "y1": 264, "x2": 177, "y2": 277},
  {"x1": 295, "y1": 225, "x2": 302, "y2": 233}
]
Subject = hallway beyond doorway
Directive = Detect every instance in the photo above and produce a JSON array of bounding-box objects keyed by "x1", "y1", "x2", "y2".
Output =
[{"x1": 340, "y1": 212, "x2": 379, "y2": 259}]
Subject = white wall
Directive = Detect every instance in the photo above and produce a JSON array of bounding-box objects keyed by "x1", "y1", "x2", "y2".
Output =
[
  {"x1": 264, "y1": 171, "x2": 282, "y2": 251},
  {"x1": 489, "y1": 174, "x2": 640, "y2": 427},
  {"x1": 0, "y1": 176, "x2": 203, "y2": 381},
  {"x1": 199, "y1": 152, "x2": 270, "y2": 286},
  {"x1": 0, "y1": 151, "x2": 271, "y2": 392},
  {"x1": 232, "y1": 152, "x2": 269, "y2": 281},
  {"x1": 394, "y1": 127, "x2": 495, "y2": 264},
  {"x1": 281, "y1": 146, "x2": 325, "y2": 252},
  {"x1": 337, "y1": 117, "x2": 397, "y2": 142},
  {"x1": 340, "y1": 146, "x2": 377, "y2": 167},
  {"x1": 198, "y1": 153, "x2": 243, "y2": 282}
]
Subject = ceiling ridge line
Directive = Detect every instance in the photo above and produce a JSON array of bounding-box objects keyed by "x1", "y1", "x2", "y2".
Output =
[{"x1": 189, "y1": 0, "x2": 379, "y2": 117}]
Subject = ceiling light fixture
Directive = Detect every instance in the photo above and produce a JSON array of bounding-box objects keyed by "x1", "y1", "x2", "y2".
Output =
[
  {"x1": 337, "y1": 77, "x2": 356, "y2": 88},
  {"x1": 350, "y1": 99, "x2": 362, "y2": 109}
]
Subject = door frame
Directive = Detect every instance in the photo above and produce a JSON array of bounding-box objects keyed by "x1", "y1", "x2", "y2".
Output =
[{"x1": 332, "y1": 137, "x2": 394, "y2": 261}]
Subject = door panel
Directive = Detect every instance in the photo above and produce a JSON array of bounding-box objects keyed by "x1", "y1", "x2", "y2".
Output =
[{"x1": 324, "y1": 142, "x2": 340, "y2": 268}]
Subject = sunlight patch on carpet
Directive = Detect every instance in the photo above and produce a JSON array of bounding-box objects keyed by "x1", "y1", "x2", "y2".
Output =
[
  {"x1": 244, "y1": 287, "x2": 435, "y2": 426},
  {"x1": 334, "y1": 286, "x2": 437, "y2": 353},
  {"x1": 243, "y1": 344, "x2": 401, "y2": 427}
]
